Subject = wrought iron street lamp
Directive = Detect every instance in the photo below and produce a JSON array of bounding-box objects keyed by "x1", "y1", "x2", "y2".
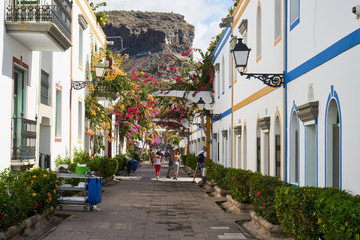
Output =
[
  {"x1": 72, "y1": 61, "x2": 106, "y2": 90},
  {"x1": 231, "y1": 38, "x2": 284, "y2": 88},
  {"x1": 196, "y1": 98, "x2": 221, "y2": 121}
]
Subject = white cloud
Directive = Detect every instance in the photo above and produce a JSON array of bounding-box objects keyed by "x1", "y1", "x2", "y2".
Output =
[{"x1": 91, "y1": 0, "x2": 233, "y2": 52}]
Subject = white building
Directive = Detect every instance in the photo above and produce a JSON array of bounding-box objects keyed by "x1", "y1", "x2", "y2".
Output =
[
  {"x1": 285, "y1": 0, "x2": 360, "y2": 194},
  {"x1": 205, "y1": 0, "x2": 360, "y2": 195},
  {"x1": 0, "y1": 0, "x2": 105, "y2": 171},
  {"x1": 211, "y1": 0, "x2": 285, "y2": 178}
]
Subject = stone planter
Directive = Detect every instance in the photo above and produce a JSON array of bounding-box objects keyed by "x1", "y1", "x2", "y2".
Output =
[
  {"x1": 222, "y1": 195, "x2": 254, "y2": 214},
  {"x1": 0, "y1": 209, "x2": 54, "y2": 240},
  {"x1": 210, "y1": 186, "x2": 232, "y2": 198},
  {"x1": 241, "y1": 211, "x2": 294, "y2": 239},
  {"x1": 206, "y1": 180, "x2": 217, "y2": 187}
]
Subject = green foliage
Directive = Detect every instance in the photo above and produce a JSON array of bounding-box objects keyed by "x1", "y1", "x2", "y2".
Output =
[
  {"x1": 20, "y1": 168, "x2": 58, "y2": 213},
  {"x1": 315, "y1": 189, "x2": 360, "y2": 240},
  {"x1": 89, "y1": 156, "x2": 118, "y2": 178},
  {"x1": 125, "y1": 151, "x2": 140, "y2": 161},
  {"x1": 205, "y1": 160, "x2": 216, "y2": 181},
  {"x1": 0, "y1": 169, "x2": 33, "y2": 231},
  {"x1": 113, "y1": 155, "x2": 127, "y2": 171},
  {"x1": 205, "y1": 161, "x2": 228, "y2": 187},
  {"x1": 215, "y1": 166, "x2": 230, "y2": 189},
  {"x1": 275, "y1": 186, "x2": 336, "y2": 240},
  {"x1": 89, "y1": 2, "x2": 108, "y2": 27},
  {"x1": 224, "y1": 168, "x2": 258, "y2": 204},
  {"x1": 182, "y1": 154, "x2": 197, "y2": 170},
  {"x1": 205, "y1": 162, "x2": 229, "y2": 189},
  {"x1": 0, "y1": 168, "x2": 58, "y2": 232},
  {"x1": 249, "y1": 174, "x2": 289, "y2": 224},
  {"x1": 55, "y1": 154, "x2": 71, "y2": 166}
]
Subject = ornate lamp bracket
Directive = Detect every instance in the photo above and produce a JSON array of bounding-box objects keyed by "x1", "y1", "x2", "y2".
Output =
[
  {"x1": 240, "y1": 72, "x2": 284, "y2": 88},
  {"x1": 72, "y1": 79, "x2": 101, "y2": 90}
]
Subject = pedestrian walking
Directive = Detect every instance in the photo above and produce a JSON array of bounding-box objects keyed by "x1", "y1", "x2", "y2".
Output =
[
  {"x1": 150, "y1": 151, "x2": 155, "y2": 165},
  {"x1": 166, "y1": 149, "x2": 174, "y2": 178},
  {"x1": 192, "y1": 146, "x2": 207, "y2": 183},
  {"x1": 172, "y1": 149, "x2": 181, "y2": 180},
  {"x1": 154, "y1": 151, "x2": 162, "y2": 179}
]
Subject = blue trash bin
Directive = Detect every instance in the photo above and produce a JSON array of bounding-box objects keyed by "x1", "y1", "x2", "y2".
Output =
[
  {"x1": 88, "y1": 177, "x2": 102, "y2": 205},
  {"x1": 132, "y1": 159, "x2": 138, "y2": 171}
]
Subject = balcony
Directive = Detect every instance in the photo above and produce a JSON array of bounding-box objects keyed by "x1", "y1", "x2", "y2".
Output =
[
  {"x1": 12, "y1": 116, "x2": 37, "y2": 170},
  {"x1": 5, "y1": 0, "x2": 72, "y2": 52}
]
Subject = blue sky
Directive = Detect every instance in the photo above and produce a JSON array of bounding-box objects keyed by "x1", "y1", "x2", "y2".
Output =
[{"x1": 90, "y1": 0, "x2": 234, "y2": 58}]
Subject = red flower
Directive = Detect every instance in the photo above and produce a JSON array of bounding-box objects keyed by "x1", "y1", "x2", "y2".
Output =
[
  {"x1": 212, "y1": 90, "x2": 215, "y2": 93},
  {"x1": 132, "y1": 68, "x2": 137, "y2": 72},
  {"x1": 92, "y1": 154, "x2": 95, "y2": 157},
  {"x1": 0, "y1": 213, "x2": 3, "y2": 219},
  {"x1": 257, "y1": 191, "x2": 261, "y2": 196},
  {"x1": 169, "y1": 66, "x2": 177, "y2": 71},
  {"x1": 35, "y1": 202, "x2": 38, "y2": 208},
  {"x1": 232, "y1": 177, "x2": 235, "y2": 180},
  {"x1": 85, "y1": 155, "x2": 89, "y2": 159},
  {"x1": 263, "y1": 205, "x2": 266, "y2": 209},
  {"x1": 200, "y1": 86, "x2": 206, "y2": 91}
]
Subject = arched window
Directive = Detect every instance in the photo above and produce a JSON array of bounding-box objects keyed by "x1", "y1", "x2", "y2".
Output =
[
  {"x1": 326, "y1": 99, "x2": 341, "y2": 189},
  {"x1": 256, "y1": 123, "x2": 261, "y2": 172},
  {"x1": 243, "y1": 125, "x2": 247, "y2": 169},
  {"x1": 290, "y1": 111, "x2": 299, "y2": 184},
  {"x1": 275, "y1": 116, "x2": 281, "y2": 178},
  {"x1": 222, "y1": 56, "x2": 225, "y2": 94},
  {"x1": 274, "y1": 0, "x2": 282, "y2": 43},
  {"x1": 217, "y1": 68, "x2": 220, "y2": 99},
  {"x1": 256, "y1": 5, "x2": 262, "y2": 60}
]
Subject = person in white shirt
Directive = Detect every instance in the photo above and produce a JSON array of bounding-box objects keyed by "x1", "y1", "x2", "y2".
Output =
[
  {"x1": 172, "y1": 149, "x2": 181, "y2": 180},
  {"x1": 154, "y1": 151, "x2": 162, "y2": 179},
  {"x1": 192, "y1": 146, "x2": 207, "y2": 183}
]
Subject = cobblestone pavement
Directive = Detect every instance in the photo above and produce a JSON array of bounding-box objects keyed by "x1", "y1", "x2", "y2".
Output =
[{"x1": 42, "y1": 163, "x2": 256, "y2": 240}]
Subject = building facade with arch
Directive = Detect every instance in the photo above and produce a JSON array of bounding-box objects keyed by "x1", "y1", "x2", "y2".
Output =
[{"x1": 205, "y1": 0, "x2": 360, "y2": 195}]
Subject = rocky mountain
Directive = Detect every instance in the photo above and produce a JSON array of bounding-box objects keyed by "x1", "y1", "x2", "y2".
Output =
[{"x1": 102, "y1": 10, "x2": 195, "y2": 80}]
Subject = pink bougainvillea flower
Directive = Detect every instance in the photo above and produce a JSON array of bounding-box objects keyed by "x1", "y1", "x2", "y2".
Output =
[
  {"x1": 132, "y1": 68, "x2": 137, "y2": 72},
  {"x1": 257, "y1": 191, "x2": 261, "y2": 196},
  {"x1": 263, "y1": 205, "x2": 266, "y2": 209}
]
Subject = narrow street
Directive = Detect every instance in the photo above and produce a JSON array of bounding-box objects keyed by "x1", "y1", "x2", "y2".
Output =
[{"x1": 42, "y1": 163, "x2": 255, "y2": 240}]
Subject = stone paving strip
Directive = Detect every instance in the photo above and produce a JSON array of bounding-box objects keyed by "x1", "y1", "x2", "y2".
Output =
[{"x1": 40, "y1": 163, "x2": 256, "y2": 240}]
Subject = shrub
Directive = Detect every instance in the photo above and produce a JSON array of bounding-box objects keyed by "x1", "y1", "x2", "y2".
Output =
[
  {"x1": 20, "y1": 168, "x2": 58, "y2": 213},
  {"x1": 205, "y1": 160, "x2": 216, "y2": 181},
  {"x1": 0, "y1": 168, "x2": 58, "y2": 232},
  {"x1": 315, "y1": 190, "x2": 360, "y2": 240},
  {"x1": 225, "y1": 168, "x2": 258, "y2": 203},
  {"x1": 125, "y1": 152, "x2": 140, "y2": 162},
  {"x1": 114, "y1": 154, "x2": 127, "y2": 171},
  {"x1": 213, "y1": 165, "x2": 229, "y2": 189},
  {"x1": 89, "y1": 156, "x2": 118, "y2": 178},
  {"x1": 275, "y1": 187, "x2": 337, "y2": 239},
  {"x1": 0, "y1": 169, "x2": 33, "y2": 232},
  {"x1": 182, "y1": 154, "x2": 197, "y2": 170},
  {"x1": 249, "y1": 174, "x2": 288, "y2": 224},
  {"x1": 55, "y1": 154, "x2": 71, "y2": 166}
]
